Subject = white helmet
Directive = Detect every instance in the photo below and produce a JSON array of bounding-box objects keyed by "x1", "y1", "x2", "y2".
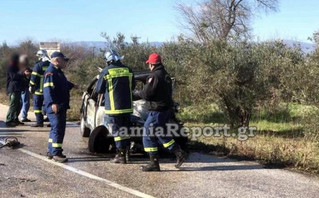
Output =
[
  {"x1": 36, "y1": 50, "x2": 50, "y2": 61},
  {"x1": 104, "y1": 49, "x2": 123, "y2": 63}
]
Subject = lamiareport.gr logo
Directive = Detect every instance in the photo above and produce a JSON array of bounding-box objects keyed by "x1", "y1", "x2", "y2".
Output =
[{"x1": 106, "y1": 124, "x2": 257, "y2": 141}]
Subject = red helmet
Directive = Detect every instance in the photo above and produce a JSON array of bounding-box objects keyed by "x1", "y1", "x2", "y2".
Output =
[{"x1": 146, "y1": 53, "x2": 162, "y2": 64}]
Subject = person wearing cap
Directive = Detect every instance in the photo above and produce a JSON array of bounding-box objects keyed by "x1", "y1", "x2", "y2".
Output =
[
  {"x1": 30, "y1": 50, "x2": 51, "y2": 127},
  {"x1": 133, "y1": 53, "x2": 187, "y2": 171},
  {"x1": 43, "y1": 51, "x2": 75, "y2": 163},
  {"x1": 19, "y1": 54, "x2": 32, "y2": 122},
  {"x1": 96, "y1": 49, "x2": 135, "y2": 164}
]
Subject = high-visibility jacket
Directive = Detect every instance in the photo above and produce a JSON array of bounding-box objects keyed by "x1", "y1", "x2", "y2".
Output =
[
  {"x1": 30, "y1": 60, "x2": 50, "y2": 95},
  {"x1": 43, "y1": 64, "x2": 74, "y2": 112},
  {"x1": 96, "y1": 61, "x2": 136, "y2": 115}
]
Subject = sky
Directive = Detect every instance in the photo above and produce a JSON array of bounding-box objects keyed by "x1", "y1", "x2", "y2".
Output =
[{"x1": 0, "y1": 0, "x2": 318, "y2": 45}]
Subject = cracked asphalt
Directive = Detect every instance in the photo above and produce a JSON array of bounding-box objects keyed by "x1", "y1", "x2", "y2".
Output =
[{"x1": 1, "y1": 104, "x2": 319, "y2": 198}]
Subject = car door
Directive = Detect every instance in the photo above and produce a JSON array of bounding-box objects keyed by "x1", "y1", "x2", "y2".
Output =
[
  {"x1": 95, "y1": 94, "x2": 105, "y2": 128},
  {"x1": 81, "y1": 77, "x2": 98, "y2": 124},
  {"x1": 86, "y1": 83, "x2": 99, "y2": 130}
]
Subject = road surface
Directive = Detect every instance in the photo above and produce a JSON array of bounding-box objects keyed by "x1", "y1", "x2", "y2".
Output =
[{"x1": 1, "y1": 104, "x2": 319, "y2": 198}]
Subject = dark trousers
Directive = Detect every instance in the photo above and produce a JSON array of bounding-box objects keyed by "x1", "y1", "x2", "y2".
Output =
[
  {"x1": 6, "y1": 92, "x2": 22, "y2": 123},
  {"x1": 143, "y1": 110, "x2": 176, "y2": 155},
  {"x1": 105, "y1": 114, "x2": 131, "y2": 150},
  {"x1": 47, "y1": 110, "x2": 67, "y2": 155},
  {"x1": 33, "y1": 95, "x2": 44, "y2": 124}
]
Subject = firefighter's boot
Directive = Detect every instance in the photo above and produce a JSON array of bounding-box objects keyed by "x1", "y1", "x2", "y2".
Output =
[
  {"x1": 141, "y1": 155, "x2": 160, "y2": 172},
  {"x1": 110, "y1": 149, "x2": 126, "y2": 164},
  {"x1": 172, "y1": 145, "x2": 188, "y2": 168},
  {"x1": 52, "y1": 153, "x2": 67, "y2": 163}
]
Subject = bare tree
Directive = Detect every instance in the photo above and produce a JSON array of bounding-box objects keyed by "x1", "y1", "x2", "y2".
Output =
[
  {"x1": 313, "y1": 30, "x2": 319, "y2": 47},
  {"x1": 177, "y1": 0, "x2": 278, "y2": 42}
]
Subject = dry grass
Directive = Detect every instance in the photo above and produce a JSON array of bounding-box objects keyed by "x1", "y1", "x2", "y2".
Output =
[
  {"x1": 0, "y1": 92, "x2": 9, "y2": 105},
  {"x1": 67, "y1": 96, "x2": 82, "y2": 121},
  {"x1": 192, "y1": 134, "x2": 319, "y2": 174},
  {"x1": 183, "y1": 103, "x2": 319, "y2": 174}
]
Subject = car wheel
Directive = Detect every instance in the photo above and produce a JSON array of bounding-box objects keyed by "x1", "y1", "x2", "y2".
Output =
[
  {"x1": 88, "y1": 125, "x2": 115, "y2": 153},
  {"x1": 80, "y1": 115, "x2": 91, "y2": 137}
]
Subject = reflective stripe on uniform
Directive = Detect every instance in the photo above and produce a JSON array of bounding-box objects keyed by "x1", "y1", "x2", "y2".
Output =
[
  {"x1": 105, "y1": 109, "x2": 133, "y2": 115},
  {"x1": 108, "y1": 78, "x2": 115, "y2": 110},
  {"x1": 40, "y1": 77, "x2": 43, "y2": 92},
  {"x1": 48, "y1": 138, "x2": 53, "y2": 143},
  {"x1": 144, "y1": 147, "x2": 158, "y2": 152},
  {"x1": 35, "y1": 92, "x2": 43, "y2": 95},
  {"x1": 32, "y1": 72, "x2": 43, "y2": 77},
  {"x1": 104, "y1": 68, "x2": 133, "y2": 80},
  {"x1": 52, "y1": 143, "x2": 62, "y2": 148},
  {"x1": 34, "y1": 110, "x2": 42, "y2": 113},
  {"x1": 114, "y1": 136, "x2": 130, "y2": 142},
  {"x1": 30, "y1": 81, "x2": 35, "y2": 85},
  {"x1": 104, "y1": 67, "x2": 133, "y2": 115},
  {"x1": 42, "y1": 66, "x2": 48, "y2": 71},
  {"x1": 163, "y1": 139, "x2": 175, "y2": 148},
  {"x1": 43, "y1": 82, "x2": 54, "y2": 88}
]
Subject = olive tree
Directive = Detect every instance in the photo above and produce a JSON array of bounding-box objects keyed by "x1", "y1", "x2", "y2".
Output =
[
  {"x1": 177, "y1": 0, "x2": 279, "y2": 42},
  {"x1": 177, "y1": 39, "x2": 306, "y2": 127}
]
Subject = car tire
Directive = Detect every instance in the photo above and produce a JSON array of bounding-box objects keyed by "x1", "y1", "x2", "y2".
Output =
[
  {"x1": 88, "y1": 125, "x2": 115, "y2": 153},
  {"x1": 80, "y1": 115, "x2": 91, "y2": 137}
]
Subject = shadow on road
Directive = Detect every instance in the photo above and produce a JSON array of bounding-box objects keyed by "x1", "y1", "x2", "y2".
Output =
[
  {"x1": 66, "y1": 123, "x2": 80, "y2": 128},
  {"x1": 0, "y1": 129, "x2": 49, "y2": 133},
  {"x1": 0, "y1": 143, "x2": 25, "y2": 150},
  {"x1": 64, "y1": 156, "x2": 264, "y2": 172},
  {"x1": 166, "y1": 164, "x2": 264, "y2": 172},
  {"x1": 67, "y1": 157, "x2": 112, "y2": 163},
  {"x1": 0, "y1": 129, "x2": 29, "y2": 133},
  {"x1": 0, "y1": 121, "x2": 49, "y2": 133},
  {"x1": 0, "y1": 121, "x2": 7, "y2": 127}
]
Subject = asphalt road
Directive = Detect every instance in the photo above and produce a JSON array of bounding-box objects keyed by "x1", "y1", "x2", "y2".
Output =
[{"x1": 1, "y1": 104, "x2": 319, "y2": 198}]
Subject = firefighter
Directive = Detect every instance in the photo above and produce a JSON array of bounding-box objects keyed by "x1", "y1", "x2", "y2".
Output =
[
  {"x1": 43, "y1": 52, "x2": 75, "y2": 163},
  {"x1": 133, "y1": 53, "x2": 187, "y2": 171},
  {"x1": 29, "y1": 50, "x2": 51, "y2": 127},
  {"x1": 96, "y1": 49, "x2": 135, "y2": 164}
]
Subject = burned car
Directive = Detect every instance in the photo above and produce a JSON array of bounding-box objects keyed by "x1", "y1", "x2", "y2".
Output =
[{"x1": 80, "y1": 72, "x2": 188, "y2": 153}]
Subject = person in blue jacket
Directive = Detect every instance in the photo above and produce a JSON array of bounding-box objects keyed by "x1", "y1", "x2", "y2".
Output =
[
  {"x1": 96, "y1": 49, "x2": 135, "y2": 164},
  {"x1": 43, "y1": 52, "x2": 76, "y2": 163},
  {"x1": 29, "y1": 50, "x2": 51, "y2": 127}
]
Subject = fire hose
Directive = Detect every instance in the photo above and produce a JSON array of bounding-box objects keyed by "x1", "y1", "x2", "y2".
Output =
[{"x1": 0, "y1": 137, "x2": 20, "y2": 149}]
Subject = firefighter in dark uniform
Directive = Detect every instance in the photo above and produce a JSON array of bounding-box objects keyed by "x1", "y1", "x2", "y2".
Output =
[
  {"x1": 134, "y1": 53, "x2": 187, "y2": 171},
  {"x1": 43, "y1": 52, "x2": 75, "y2": 163},
  {"x1": 96, "y1": 49, "x2": 135, "y2": 164},
  {"x1": 30, "y1": 50, "x2": 51, "y2": 127}
]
